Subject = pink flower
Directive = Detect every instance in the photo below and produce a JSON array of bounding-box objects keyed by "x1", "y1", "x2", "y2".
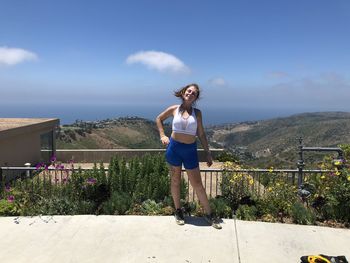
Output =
[
  {"x1": 7, "y1": 195, "x2": 15, "y2": 203},
  {"x1": 86, "y1": 178, "x2": 97, "y2": 185}
]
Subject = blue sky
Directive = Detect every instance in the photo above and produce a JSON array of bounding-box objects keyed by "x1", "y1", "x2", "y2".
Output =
[{"x1": 1, "y1": 0, "x2": 350, "y2": 123}]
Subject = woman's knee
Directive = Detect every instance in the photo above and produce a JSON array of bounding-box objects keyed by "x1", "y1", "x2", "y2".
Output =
[
  {"x1": 170, "y1": 166, "x2": 182, "y2": 186},
  {"x1": 187, "y1": 171, "x2": 204, "y2": 189}
]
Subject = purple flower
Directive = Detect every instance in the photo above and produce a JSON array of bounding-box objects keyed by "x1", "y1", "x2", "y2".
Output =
[
  {"x1": 50, "y1": 155, "x2": 57, "y2": 163},
  {"x1": 35, "y1": 162, "x2": 45, "y2": 171},
  {"x1": 7, "y1": 195, "x2": 15, "y2": 203},
  {"x1": 5, "y1": 185, "x2": 11, "y2": 192},
  {"x1": 86, "y1": 178, "x2": 97, "y2": 185},
  {"x1": 55, "y1": 164, "x2": 65, "y2": 170}
]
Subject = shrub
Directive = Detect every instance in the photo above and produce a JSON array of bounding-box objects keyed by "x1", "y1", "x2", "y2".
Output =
[
  {"x1": 221, "y1": 162, "x2": 256, "y2": 210},
  {"x1": 258, "y1": 175, "x2": 297, "y2": 220},
  {"x1": 209, "y1": 197, "x2": 232, "y2": 218},
  {"x1": 140, "y1": 199, "x2": 162, "y2": 215},
  {"x1": 33, "y1": 196, "x2": 81, "y2": 215},
  {"x1": 291, "y1": 202, "x2": 316, "y2": 225},
  {"x1": 235, "y1": 204, "x2": 258, "y2": 221},
  {"x1": 0, "y1": 199, "x2": 19, "y2": 216},
  {"x1": 101, "y1": 192, "x2": 132, "y2": 215}
]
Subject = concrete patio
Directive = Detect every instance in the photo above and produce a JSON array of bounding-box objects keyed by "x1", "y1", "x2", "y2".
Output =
[{"x1": 0, "y1": 215, "x2": 349, "y2": 263}]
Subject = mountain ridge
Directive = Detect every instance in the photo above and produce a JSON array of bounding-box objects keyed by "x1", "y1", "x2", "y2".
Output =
[{"x1": 56, "y1": 111, "x2": 350, "y2": 168}]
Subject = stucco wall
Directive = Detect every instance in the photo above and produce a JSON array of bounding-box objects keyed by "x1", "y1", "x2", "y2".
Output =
[{"x1": 0, "y1": 119, "x2": 59, "y2": 166}]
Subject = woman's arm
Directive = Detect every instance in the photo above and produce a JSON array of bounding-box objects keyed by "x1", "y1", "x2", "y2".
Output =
[
  {"x1": 156, "y1": 105, "x2": 177, "y2": 145},
  {"x1": 196, "y1": 109, "x2": 213, "y2": 167}
]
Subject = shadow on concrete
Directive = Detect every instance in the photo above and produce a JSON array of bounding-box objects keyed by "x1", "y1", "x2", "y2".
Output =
[{"x1": 184, "y1": 216, "x2": 223, "y2": 227}]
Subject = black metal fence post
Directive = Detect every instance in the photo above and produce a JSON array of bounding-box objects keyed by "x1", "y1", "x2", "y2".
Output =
[
  {"x1": 297, "y1": 137, "x2": 305, "y2": 187},
  {"x1": 297, "y1": 137, "x2": 345, "y2": 187}
]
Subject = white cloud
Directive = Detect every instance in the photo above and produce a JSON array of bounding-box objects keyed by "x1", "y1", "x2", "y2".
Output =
[
  {"x1": 0, "y1": 46, "x2": 38, "y2": 66},
  {"x1": 126, "y1": 50, "x2": 190, "y2": 73},
  {"x1": 208, "y1": 77, "x2": 227, "y2": 87}
]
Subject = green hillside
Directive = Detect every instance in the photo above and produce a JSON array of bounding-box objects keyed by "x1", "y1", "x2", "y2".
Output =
[
  {"x1": 56, "y1": 117, "x2": 171, "y2": 149},
  {"x1": 207, "y1": 112, "x2": 350, "y2": 168},
  {"x1": 57, "y1": 112, "x2": 350, "y2": 169}
]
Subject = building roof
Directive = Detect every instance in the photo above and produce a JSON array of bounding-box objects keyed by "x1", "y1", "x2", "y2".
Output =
[
  {"x1": 0, "y1": 118, "x2": 59, "y2": 132},
  {"x1": 0, "y1": 118, "x2": 60, "y2": 140}
]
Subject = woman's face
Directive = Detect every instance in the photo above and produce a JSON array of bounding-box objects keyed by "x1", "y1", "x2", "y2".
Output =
[{"x1": 182, "y1": 85, "x2": 199, "y2": 103}]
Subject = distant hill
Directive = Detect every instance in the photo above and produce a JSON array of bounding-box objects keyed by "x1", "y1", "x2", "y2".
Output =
[
  {"x1": 56, "y1": 112, "x2": 350, "y2": 169},
  {"x1": 207, "y1": 112, "x2": 350, "y2": 168},
  {"x1": 56, "y1": 117, "x2": 171, "y2": 149}
]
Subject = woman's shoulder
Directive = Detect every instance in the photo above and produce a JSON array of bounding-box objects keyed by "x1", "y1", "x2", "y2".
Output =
[
  {"x1": 169, "y1": 104, "x2": 180, "y2": 111},
  {"x1": 165, "y1": 104, "x2": 179, "y2": 114},
  {"x1": 193, "y1": 107, "x2": 202, "y2": 115}
]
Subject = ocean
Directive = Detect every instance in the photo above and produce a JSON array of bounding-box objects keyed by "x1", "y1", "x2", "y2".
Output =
[{"x1": 1, "y1": 103, "x2": 305, "y2": 126}]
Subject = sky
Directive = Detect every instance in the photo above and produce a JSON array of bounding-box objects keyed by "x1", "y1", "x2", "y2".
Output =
[{"x1": 1, "y1": 0, "x2": 350, "y2": 124}]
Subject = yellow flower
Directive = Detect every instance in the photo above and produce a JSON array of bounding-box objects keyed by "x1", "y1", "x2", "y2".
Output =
[
  {"x1": 334, "y1": 160, "x2": 341, "y2": 166},
  {"x1": 268, "y1": 167, "x2": 274, "y2": 173},
  {"x1": 267, "y1": 187, "x2": 272, "y2": 192},
  {"x1": 336, "y1": 171, "x2": 341, "y2": 176},
  {"x1": 347, "y1": 176, "x2": 350, "y2": 182},
  {"x1": 224, "y1": 161, "x2": 233, "y2": 167},
  {"x1": 249, "y1": 179, "x2": 254, "y2": 185},
  {"x1": 320, "y1": 175, "x2": 326, "y2": 179}
]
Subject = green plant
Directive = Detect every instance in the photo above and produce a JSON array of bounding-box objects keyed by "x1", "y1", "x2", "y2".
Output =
[
  {"x1": 291, "y1": 202, "x2": 316, "y2": 225},
  {"x1": 140, "y1": 199, "x2": 162, "y2": 215},
  {"x1": 0, "y1": 199, "x2": 19, "y2": 216},
  {"x1": 221, "y1": 162, "x2": 256, "y2": 210},
  {"x1": 259, "y1": 174, "x2": 297, "y2": 220},
  {"x1": 209, "y1": 197, "x2": 232, "y2": 218},
  {"x1": 235, "y1": 204, "x2": 258, "y2": 221},
  {"x1": 33, "y1": 196, "x2": 81, "y2": 215},
  {"x1": 101, "y1": 192, "x2": 132, "y2": 215}
]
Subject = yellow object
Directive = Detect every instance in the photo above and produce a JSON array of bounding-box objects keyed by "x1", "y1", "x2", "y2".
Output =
[{"x1": 307, "y1": 255, "x2": 331, "y2": 263}]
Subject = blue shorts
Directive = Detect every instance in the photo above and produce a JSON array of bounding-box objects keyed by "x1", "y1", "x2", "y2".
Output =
[{"x1": 165, "y1": 137, "x2": 199, "y2": 169}]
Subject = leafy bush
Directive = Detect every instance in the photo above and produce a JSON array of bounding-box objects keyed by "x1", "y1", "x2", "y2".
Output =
[
  {"x1": 291, "y1": 202, "x2": 316, "y2": 225},
  {"x1": 101, "y1": 192, "x2": 132, "y2": 215},
  {"x1": 140, "y1": 199, "x2": 163, "y2": 215},
  {"x1": 209, "y1": 197, "x2": 232, "y2": 218},
  {"x1": 235, "y1": 205, "x2": 258, "y2": 221},
  {"x1": 0, "y1": 199, "x2": 19, "y2": 216},
  {"x1": 33, "y1": 196, "x2": 81, "y2": 215},
  {"x1": 221, "y1": 162, "x2": 256, "y2": 210},
  {"x1": 258, "y1": 175, "x2": 297, "y2": 220}
]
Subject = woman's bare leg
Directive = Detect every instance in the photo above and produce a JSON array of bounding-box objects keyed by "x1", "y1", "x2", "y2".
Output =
[
  {"x1": 169, "y1": 165, "x2": 182, "y2": 209},
  {"x1": 186, "y1": 167, "x2": 212, "y2": 214}
]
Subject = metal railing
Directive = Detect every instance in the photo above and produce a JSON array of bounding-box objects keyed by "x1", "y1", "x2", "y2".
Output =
[
  {"x1": 182, "y1": 168, "x2": 332, "y2": 201},
  {"x1": 1, "y1": 166, "x2": 333, "y2": 202}
]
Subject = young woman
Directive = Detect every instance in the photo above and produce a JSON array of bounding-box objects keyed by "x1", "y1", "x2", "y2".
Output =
[{"x1": 156, "y1": 83, "x2": 221, "y2": 229}]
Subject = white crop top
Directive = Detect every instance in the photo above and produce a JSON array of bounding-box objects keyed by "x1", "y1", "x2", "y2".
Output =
[{"x1": 172, "y1": 106, "x2": 198, "y2": 136}]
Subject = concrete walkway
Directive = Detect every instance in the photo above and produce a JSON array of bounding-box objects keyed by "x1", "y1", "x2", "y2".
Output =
[{"x1": 0, "y1": 215, "x2": 349, "y2": 263}]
